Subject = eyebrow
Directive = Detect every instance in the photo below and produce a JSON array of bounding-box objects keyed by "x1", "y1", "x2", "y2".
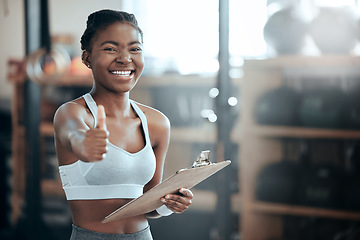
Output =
[
  {"x1": 100, "y1": 40, "x2": 142, "y2": 47},
  {"x1": 100, "y1": 41, "x2": 119, "y2": 46}
]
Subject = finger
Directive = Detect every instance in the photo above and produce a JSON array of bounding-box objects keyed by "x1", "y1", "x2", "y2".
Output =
[
  {"x1": 162, "y1": 193, "x2": 192, "y2": 206},
  {"x1": 165, "y1": 205, "x2": 183, "y2": 214},
  {"x1": 179, "y1": 188, "x2": 194, "y2": 199},
  {"x1": 97, "y1": 105, "x2": 107, "y2": 130},
  {"x1": 92, "y1": 144, "x2": 108, "y2": 153},
  {"x1": 93, "y1": 140, "x2": 108, "y2": 160},
  {"x1": 163, "y1": 199, "x2": 189, "y2": 213},
  {"x1": 93, "y1": 140, "x2": 108, "y2": 148},
  {"x1": 92, "y1": 152, "x2": 107, "y2": 162}
]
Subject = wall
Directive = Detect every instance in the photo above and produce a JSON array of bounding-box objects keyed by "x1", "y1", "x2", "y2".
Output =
[{"x1": 0, "y1": 0, "x2": 24, "y2": 101}]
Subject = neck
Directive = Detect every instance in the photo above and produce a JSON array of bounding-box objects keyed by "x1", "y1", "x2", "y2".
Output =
[{"x1": 89, "y1": 87, "x2": 133, "y2": 118}]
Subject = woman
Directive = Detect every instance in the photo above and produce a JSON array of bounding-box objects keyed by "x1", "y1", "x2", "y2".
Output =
[{"x1": 54, "y1": 9, "x2": 193, "y2": 240}]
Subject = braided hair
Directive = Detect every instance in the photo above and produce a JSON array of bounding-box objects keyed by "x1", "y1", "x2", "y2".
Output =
[{"x1": 80, "y1": 9, "x2": 143, "y2": 52}]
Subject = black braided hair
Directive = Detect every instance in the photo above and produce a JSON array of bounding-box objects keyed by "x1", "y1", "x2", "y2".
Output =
[{"x1": 80, "y1": 9, "x2": 143, "y2": 52}]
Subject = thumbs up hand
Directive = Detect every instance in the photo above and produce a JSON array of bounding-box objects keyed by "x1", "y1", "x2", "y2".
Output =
[
  {"x1": 80, "y1": 105, "x2": 109, "y2": 162},
  {"x1": 97, "y1": 105, "x2": 107, "y2": 131}
]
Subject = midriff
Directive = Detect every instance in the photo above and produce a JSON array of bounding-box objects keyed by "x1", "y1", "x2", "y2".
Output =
[{"x1": 69, "y1": 198, "x2": 149, "y2": 234}]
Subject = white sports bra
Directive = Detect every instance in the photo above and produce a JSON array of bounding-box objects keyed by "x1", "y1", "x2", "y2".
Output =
[{"x1": 58, "y1": 93, "x2": 156, "y2": 200}]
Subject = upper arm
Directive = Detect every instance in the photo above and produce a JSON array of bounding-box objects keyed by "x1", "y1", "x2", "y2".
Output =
[
  {"x1": 143, "y1": 107, "x2": 171, "y2": 192},
  {"x1": 53, "y1": 102, "x2": 91, "y2": 154}
]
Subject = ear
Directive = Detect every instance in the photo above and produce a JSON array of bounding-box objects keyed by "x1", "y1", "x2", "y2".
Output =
[{"x1": 82, "y1": 51, "x2": 91, "y2": 68}]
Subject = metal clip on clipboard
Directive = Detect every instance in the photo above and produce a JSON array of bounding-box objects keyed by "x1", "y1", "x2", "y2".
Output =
[
  {"x1": 176, "y1": 150, "x2": 212, "y2": 174},
  {"x1": 192, "y1": 150, "x2": 211, "y2": 167}
]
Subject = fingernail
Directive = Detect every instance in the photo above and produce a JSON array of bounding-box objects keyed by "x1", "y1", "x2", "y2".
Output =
[
  {"x1": 165, "y1": 195, "x2": 170, "y2": 199},
  {"x1": 161, "y1": 198, "x2": 165, "y2": 203}
]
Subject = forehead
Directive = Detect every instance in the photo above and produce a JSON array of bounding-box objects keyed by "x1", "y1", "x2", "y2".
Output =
[{"x1": 93, "y1": 22, "x2": 142, "y2": 45}]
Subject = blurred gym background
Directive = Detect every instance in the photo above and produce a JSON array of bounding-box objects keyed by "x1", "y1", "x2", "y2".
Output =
[{"x1": 2, "y1": 0, "x2": 360, "y2": 239}]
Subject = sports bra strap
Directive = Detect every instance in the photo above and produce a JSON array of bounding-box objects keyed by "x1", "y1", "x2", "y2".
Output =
[
  {"x1": 83, "y1": 93, "x2": 98, "y2": 128},
  {"x1": 129, "y1": 99, "x2": 151, "y2": 144}
]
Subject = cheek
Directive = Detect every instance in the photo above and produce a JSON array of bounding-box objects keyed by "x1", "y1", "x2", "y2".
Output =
[
  {"x1": 135, "y1": 55, "x2": 145, "y2": 71},
  {"x1": 92, "y1": 56, "x2": 112, "y2": 70}
]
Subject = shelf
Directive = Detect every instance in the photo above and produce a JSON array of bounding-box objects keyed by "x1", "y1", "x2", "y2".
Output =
[
  {"x1": 190, "y1": 190, "x2": 241, "y2": 213},
  {"x1": 240, "y1": 56, "x2": 360, "y2": 239},
  {"x1": 244, "y1": 55, "x2": 360, "y2": 69},
  {"x1": 251, "y1": 201, "x2": 360, "y2": 221},
  {"x1": 41, "y1": 121, "x2": 217, "y2": 143},
  {"x1": 55, "y1": 73, "x2": 93, "y2": 86},
  {"x1": 170, "y1": 125, "x2": 216, "y2": 143},
  {"x1": 137, "y1": 74, "x2": 217, "y2": 87},
  {"x1": 245, "y1": 125, "x2": 360, "y2": 139}
]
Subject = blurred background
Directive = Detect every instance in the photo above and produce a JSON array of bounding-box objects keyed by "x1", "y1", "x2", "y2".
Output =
[{"x1": 2, "y1": 0, "x2": 360, "y2": 239}]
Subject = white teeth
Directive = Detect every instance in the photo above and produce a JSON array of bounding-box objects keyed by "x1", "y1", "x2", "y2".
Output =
[{"x1": 111, "y1": 70, "x2": 132, "y2": 76}]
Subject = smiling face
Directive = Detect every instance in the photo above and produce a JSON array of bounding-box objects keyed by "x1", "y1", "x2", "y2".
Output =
[{"x1": 82, "y1": 22, "x2": 144, "y2": 93}]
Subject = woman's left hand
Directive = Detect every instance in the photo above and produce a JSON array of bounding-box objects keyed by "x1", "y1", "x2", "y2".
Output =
[{"x1": 161, "y1": 188, "x2": 194, "y2": 213}]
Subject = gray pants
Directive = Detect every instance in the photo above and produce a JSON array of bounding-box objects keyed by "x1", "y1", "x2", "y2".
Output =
[{"x1": 70, "y1": 225, "x2": 153, "y2": 240}]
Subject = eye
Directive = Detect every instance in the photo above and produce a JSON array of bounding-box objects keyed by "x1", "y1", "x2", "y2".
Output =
[
  {"x1": 130, "y1": 47, "x2": 142, "y2": 53},
  {"x1": 104, "y1": 47, "x2": 116, "y2": 52}
]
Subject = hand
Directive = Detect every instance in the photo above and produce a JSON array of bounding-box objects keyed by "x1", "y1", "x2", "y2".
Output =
[
  {"x1": 161, "y1": 188, "x2": 194, "y2": 213},
  {"x1": 77, "y1": 105, "x2": 109, "y2": 162}
]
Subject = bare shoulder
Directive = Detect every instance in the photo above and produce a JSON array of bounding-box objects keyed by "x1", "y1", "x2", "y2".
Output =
[
  {"x1": 132, "y1": 101, "x2": 170, "y2": 144},
  {"x1": 53, "y1": 97, "x2": 92, "y2": 129},
  {"x1": 133, "y1": 101, "x2": 170, "y2": 129}
]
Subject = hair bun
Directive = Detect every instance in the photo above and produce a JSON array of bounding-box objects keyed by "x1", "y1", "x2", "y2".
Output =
[{"x1": 80, "y1": 9, "x2": 143, "y2": 51}]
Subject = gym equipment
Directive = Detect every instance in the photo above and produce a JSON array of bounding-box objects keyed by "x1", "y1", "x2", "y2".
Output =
[
  {"x1": 309, "y1": 6, "x2": 358, "y2": 55},
  {"x1": 284, "y1": 216, "x2": 346, "y2": 240},
  {"x1": 151, "y1": 86, "x2": 212, "y2": 127},
  {"x1": 255, "y1": 160, "x2": 299, "y2": 204},
  {"x1": 254, "y1": 86, "x2": 300, "y2": 126},
  {"x1": 25, "y1": 45, "x2": 71, "y2": 84},
  {"x1": 263, "y1": 7, "x2": 308, "y2": 55},
  {"x1": 296, "y1": 163, "x2": 345, "y2": 209},
  {"x1": 298, "y1": 88, "x2": 346, "y2": 129},
  {"x1": 343, "y1": 92, "x2": 360, "y2": 130},
  {"x1": 343, "y1": 175, "x2": 360, "y2": 211},
  {"x1": 343, "y1": 142, "x2": 360, "y2": 211}
]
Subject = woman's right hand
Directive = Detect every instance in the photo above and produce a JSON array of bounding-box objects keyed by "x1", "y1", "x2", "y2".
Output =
[{"x1": 70, "y1": 105, "x2": 109, "y2": 162}]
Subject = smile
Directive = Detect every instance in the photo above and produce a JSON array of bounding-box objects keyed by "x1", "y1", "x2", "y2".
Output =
[{"x1": 110, "y1": 70, "x2": 133, "y2": 76}]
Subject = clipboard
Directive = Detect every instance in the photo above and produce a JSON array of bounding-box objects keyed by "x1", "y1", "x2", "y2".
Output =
[{"x1": 103, "y1": 150, "x2": 231, "y2": 223}]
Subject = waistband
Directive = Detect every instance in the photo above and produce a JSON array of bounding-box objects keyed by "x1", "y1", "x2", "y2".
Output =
[{"x1": 70, "y1": 224, "x2": 153, "y2": 240}]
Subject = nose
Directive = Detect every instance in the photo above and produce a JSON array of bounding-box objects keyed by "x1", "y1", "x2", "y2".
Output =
[{"x1": 115, "y1": 53, "x2": 132, "y2": 64}]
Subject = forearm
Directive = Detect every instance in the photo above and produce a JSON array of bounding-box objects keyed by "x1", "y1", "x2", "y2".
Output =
[
  {"x1": 145, "y1": 205, "x2": 173, "y2": 219},
  {"x1": 145, "y1": 210, "x2": 161, "y2": 219}
]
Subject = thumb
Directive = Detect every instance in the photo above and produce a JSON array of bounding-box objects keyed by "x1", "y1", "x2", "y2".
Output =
[{"x1": 97, "y1": 105, "x2": 107, "y2": 130}]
